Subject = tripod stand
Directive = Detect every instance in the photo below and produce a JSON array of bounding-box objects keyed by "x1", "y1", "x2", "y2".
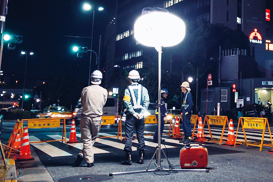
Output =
[{"x1": 109, "y1": 46, "x2": 209, "y2": 176}]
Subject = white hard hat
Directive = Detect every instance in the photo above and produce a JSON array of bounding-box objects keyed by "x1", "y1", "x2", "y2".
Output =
[
  {"x1": 91, "y1": 70, "x2": 103, "y2": 79},
  {"x1": 181, "y1": 81, "x2": 190, "y2": 88},
  {"x1": 128, "y1": 70, "x2": 140, "y2": 80},
  {"x1": 91, "y1": 70, "x2": 102, "y2": 84}
]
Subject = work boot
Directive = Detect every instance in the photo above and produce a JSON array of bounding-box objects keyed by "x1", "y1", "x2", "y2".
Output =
[
  {"x1": 87, "y1": 163, "x2": 94, "y2": 167},
  {"x1": 185, "y1": 137, "x2": 192, "y2": 146},
  {"x1": 121, "y1": 152, "x2": 132, "y2": 165},
  {"x1": 73, "y1": 154, "x2": 83, "y2": 167},
  {"x1": 137, "y1": 150, "x2": 145, "y2": 164}
]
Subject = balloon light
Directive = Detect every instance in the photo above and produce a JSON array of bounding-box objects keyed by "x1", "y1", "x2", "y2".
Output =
[{"x1": 134, "y1": 11, "x2": 186, "y2": 47}]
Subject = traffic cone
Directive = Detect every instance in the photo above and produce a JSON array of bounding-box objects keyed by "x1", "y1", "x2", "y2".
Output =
[
  {"x1": 268, "y1": 149, "x2": 273, "y2": 153},
  {"x1": 194, "y1": 117, "x2": 206, "y2": 143},
  {"x1": 224, "y1": 119, "x2": 235, "y2": 146},
  {"x1": 68, "y1": 119, "x2": 79, "y2": 143},
  {"x1": 11, "y1": 133, "x2": 21, "y2": 153},
  {"x1": 173, "y1": 116, "x2": 182, "y2": 138},
  {"x1": 17, "y1": 127, "x2": 34, "y2": 161}
]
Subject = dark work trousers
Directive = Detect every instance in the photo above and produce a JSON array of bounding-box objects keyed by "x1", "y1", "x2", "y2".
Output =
[
  {"x1": 124, "y1": 114, "x2": 145, "y2": 152},
  {"x1": 182, "y1": 113, "x2": 191, "y2": 138},
  {"x1": 153, "y1": 114, "x2": 164, "y2": 142}
]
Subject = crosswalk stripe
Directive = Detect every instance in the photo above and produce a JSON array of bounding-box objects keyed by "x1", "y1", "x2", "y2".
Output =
[
  {"x1": 47, "y1": 135, "x2": 110, "y2": 154},
  {"x1": 29, "y1": 136, "x2": 72, "y2": 157},
  {"x1": 77, "y1": 133, "x2": 137, "y2": 151}
]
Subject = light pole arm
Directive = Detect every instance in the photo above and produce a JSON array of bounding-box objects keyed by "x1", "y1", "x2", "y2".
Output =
[{"x1": 88, "y1": 49, "x2": 98, "y2": 67}]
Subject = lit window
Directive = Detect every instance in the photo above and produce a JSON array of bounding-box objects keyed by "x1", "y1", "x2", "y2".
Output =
[
  {"x1": 269, "y1": 44, "x2": 273, "y2": 51},
  {"x1": 221, "y1": 89, "x2": 228, "y2": 102},
  {"x1": 174, "y1": 0, "x2": 178, "y2": 4},
  {"x1": 237, "y1": 17, "x2": 241, "y2": 24}
]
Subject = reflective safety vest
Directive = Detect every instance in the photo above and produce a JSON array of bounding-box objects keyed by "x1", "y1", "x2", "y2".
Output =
[
  {"x1": 128, "y1": 84, "x2": 143, "y2": 109},
  {"x1": 182, "y1": 92, "x2": 189, "y2": 110}
]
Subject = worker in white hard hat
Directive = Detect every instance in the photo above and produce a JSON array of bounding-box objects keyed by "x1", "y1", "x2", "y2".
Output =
[
  {"x1": 74, "y1": 70, "x2": 107, "y2": 167},
  {"x1": 180, "y1": 81, "x2": 194, "y2": 145},
  {"x1": 121, "y1": 70, "x2": 150, "y2": 165}
]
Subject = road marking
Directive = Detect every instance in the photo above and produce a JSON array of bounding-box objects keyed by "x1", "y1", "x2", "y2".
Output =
[
  {"x1": 48, "y1": 135, "x2": 110, "y2": 154},
  {"x1": 77, "y1": 133, "x2": 137, "y2": 151},
  {"x1": 30, "y1": 136, "x2": 72, "y2": 157}
]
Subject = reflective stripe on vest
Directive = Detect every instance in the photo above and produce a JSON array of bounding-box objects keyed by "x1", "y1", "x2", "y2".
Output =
[{"x1": 128, "y1": 84, "x2": 142, "y2": 109}]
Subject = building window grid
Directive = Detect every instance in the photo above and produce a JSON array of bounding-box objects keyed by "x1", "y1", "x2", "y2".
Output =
[{"x1": 221, "y1": 89, "x2": 228, "y2": 102}]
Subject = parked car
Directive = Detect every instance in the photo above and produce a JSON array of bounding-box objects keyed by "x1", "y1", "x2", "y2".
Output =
[{"x1": 36, "y1": 106, "x2": 73, "y2": 123}]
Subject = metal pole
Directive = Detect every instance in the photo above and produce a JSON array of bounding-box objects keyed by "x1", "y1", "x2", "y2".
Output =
[
  {"x1": 88, "y1": 10, "x2": 95, "y2": 86},
  {"x1": 0, "y1": 0, "x2": 8, "y2": 71},
  {"x1": 22, "y1": 53, "x2": 28, "y2": 110},
  {"x1": 206, "y1": 81, "x2": 208, "y2": 115},
  {"x1": 97, "y1": 35, "x2": 101, "y2": 70},
  {"x1": 196, "y1": 68, "x2": 198, "y2": 113},
  {"x1": 217, "y1": 46, "x2": 221, "y2": 116},
  {"x1": 157, "y1": 46, "x2": 162, "y2": 167}
]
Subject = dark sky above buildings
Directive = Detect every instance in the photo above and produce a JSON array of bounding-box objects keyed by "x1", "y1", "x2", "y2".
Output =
[{"x1": 2, "y1": 0, "x2": 116, "y2": 84}]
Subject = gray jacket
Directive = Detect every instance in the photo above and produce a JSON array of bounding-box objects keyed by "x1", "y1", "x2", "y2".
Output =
[{"x1": 81, "y1": 84, "x2": 107, "y2": 118}]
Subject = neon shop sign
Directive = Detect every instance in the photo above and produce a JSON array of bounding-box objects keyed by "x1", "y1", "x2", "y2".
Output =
[{"x1": 249, "y1": 29, "x2": 262, "y2": 44}]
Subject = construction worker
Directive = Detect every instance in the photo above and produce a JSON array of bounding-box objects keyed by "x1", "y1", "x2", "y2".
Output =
[
  {"x1": 180, "y1": 81, "x2": 194, "y2": 145},
  {"x1": 153, "y1": 89, "x2": 168, "y2": 143},
  {"x1": 73, "y1": 70, "x2": 107, "y2": 167},
  {"x1": 121, "y1": 70, "x2": 150, "y2": 165}
]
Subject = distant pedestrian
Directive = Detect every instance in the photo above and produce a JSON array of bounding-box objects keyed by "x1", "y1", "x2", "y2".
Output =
[{"x1": 258, "y1": 98, "x2": 262, "y2": 105}]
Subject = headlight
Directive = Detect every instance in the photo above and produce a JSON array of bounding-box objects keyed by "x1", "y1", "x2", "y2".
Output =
[
  {"x1": 143, "y1": 110, "x2": 151, "y2": 117},
  {"x1": 166, "y1": 114, "x2": 173, "y2": 120}
]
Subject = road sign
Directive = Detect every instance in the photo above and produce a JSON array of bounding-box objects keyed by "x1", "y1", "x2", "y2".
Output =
[
  {"x1": 208, "y1": 73, "x2": 212, "y2": 80},
  {"x1": 207, "y1": 80, "x2": 212, "y2": 86}
]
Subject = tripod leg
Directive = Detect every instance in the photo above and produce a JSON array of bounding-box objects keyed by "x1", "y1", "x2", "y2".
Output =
[
  {"x1": 145, "y1": 147, "x2": 159, "y2": 171},
  {"x1": 161, "y1": 148, "x2": 174, "y2": 169}
]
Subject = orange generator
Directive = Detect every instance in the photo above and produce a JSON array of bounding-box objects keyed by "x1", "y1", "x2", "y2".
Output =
[{"x1": 180, "y1": 144, "x2": 208, "y2": 169}]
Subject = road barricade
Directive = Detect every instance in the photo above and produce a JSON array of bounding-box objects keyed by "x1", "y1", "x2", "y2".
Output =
[
  {"x1": 190, "y1": 114, "x2": 198, "y2": 138},
  {"x1": 24, "y1": 118, "x2": 67, "y2": 144},
  {"x1": 99, "y1": 115, "x2": 123, "y2": 141},
  {"x1": 144, "y1": 115, "x2": 157, "y2": 124},
  {"x1": 203, "y1": 115, "x2": 229, "y2": 145},
  {"x1": 234, "y1": 117, "x2": 273, "y2": 151}
]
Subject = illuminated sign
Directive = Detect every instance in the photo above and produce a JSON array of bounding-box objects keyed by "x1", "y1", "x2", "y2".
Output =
[
  {"x1": 266, "y1": 9, "x2": 270, "y2": 21},
  {"x1": 266, "y1": 40, "x2": 273, "y2": 51},
  {"x1": 249, "y1": 29, "x2": 262, "y2": 44}
]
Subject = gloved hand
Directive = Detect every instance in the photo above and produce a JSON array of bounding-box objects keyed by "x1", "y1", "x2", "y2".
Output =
[
  {"x1": 163, "y1": 117, "x2": 167, "y2": 121},
  {"x1": 133, "y1": 113, "x2": 139, "y2": 119},
  {"x1": 185, "y1": 112, "x2": 189, "y2": 115},
  {"x1": 138, "y1": 113, "x2": 144, "y2": 119}
]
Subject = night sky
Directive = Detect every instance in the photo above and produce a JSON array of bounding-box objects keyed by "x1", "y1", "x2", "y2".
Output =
[{"x1": 2, "y1": 0, "x2": 116, "y2": 85}]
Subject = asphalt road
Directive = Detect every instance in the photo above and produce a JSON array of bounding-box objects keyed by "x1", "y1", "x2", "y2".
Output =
[{"x1": 1, "y1": 120, "x2": 273, "y2": 182}]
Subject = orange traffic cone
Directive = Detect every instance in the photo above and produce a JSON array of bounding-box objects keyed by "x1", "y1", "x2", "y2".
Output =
[
  {"x1": 224, "y1": 119, "x2": 236, "y2": 146},
  {"x1": 68, "y1": 119, "x2": 79, "y2": 143},
  {"x1": 268, "y1": 149, "x2": 273, "y2": 153},
  {"x1": 17, "y1": 127, "x2": 34, "y2": 161},
  {"x1": 11, "y1": 133, "x2": 21, "y2": 153},
  {"x1": 194, "y1": 117, "x2": 206, "y2": 143},
  {"x1": 173, "y1": 116, "x2": 182, "y2": 138}
]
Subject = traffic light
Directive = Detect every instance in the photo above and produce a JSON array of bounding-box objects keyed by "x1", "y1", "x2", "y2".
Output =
[
  {"x1": 24, "y1": 94, "x2": 30, "y2": 99},
  {"x1": 232, "y1": 84, "x2": 236, "y2": 92},
  {"x1": 72, "y1": 46, "x2": 89, "y2": 58},
  {"x1": 3, "y1": 34, "x2": 23, "y2": 50}
]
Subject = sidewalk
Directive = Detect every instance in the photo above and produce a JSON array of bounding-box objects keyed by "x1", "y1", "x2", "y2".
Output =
[{"x1": 16, "y1": 146, "x2": 53, "y2": 182}]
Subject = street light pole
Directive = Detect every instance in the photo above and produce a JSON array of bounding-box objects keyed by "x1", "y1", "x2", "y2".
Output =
[
  {"x1": 22, "y1": 53, "x2": 28, "y2": 110},
  {"x1": 21, "y1": 51, "x2": 33, "y2": 110},
  {"x1": 88, "y1": 9, "x2": 95, "y2": 86}
]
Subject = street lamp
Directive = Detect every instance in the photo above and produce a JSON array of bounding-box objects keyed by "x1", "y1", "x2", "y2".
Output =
[
  {"x1": 82, "y1": 3, "x2": 103, "y2": 85},
  {"x1": 188, "y1": 76, "x2": 193, "y2": 83},
  {"x1": 111, "y1": 8, "x2": 189, "y2": 176},
  {"x1": 21, "y1": 51, "x2": 34, "y2": 110}
]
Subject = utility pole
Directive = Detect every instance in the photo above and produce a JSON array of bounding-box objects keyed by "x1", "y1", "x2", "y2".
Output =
[
  {"x1": 97, "y1": 35, "x2": 101, "y2": 70},
  {"x1": 217, "y1": 46, "x2": 221, "y2": 116},
  {"x1": 0, "y1": 0, "x2": 8, "y2": 71}
]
